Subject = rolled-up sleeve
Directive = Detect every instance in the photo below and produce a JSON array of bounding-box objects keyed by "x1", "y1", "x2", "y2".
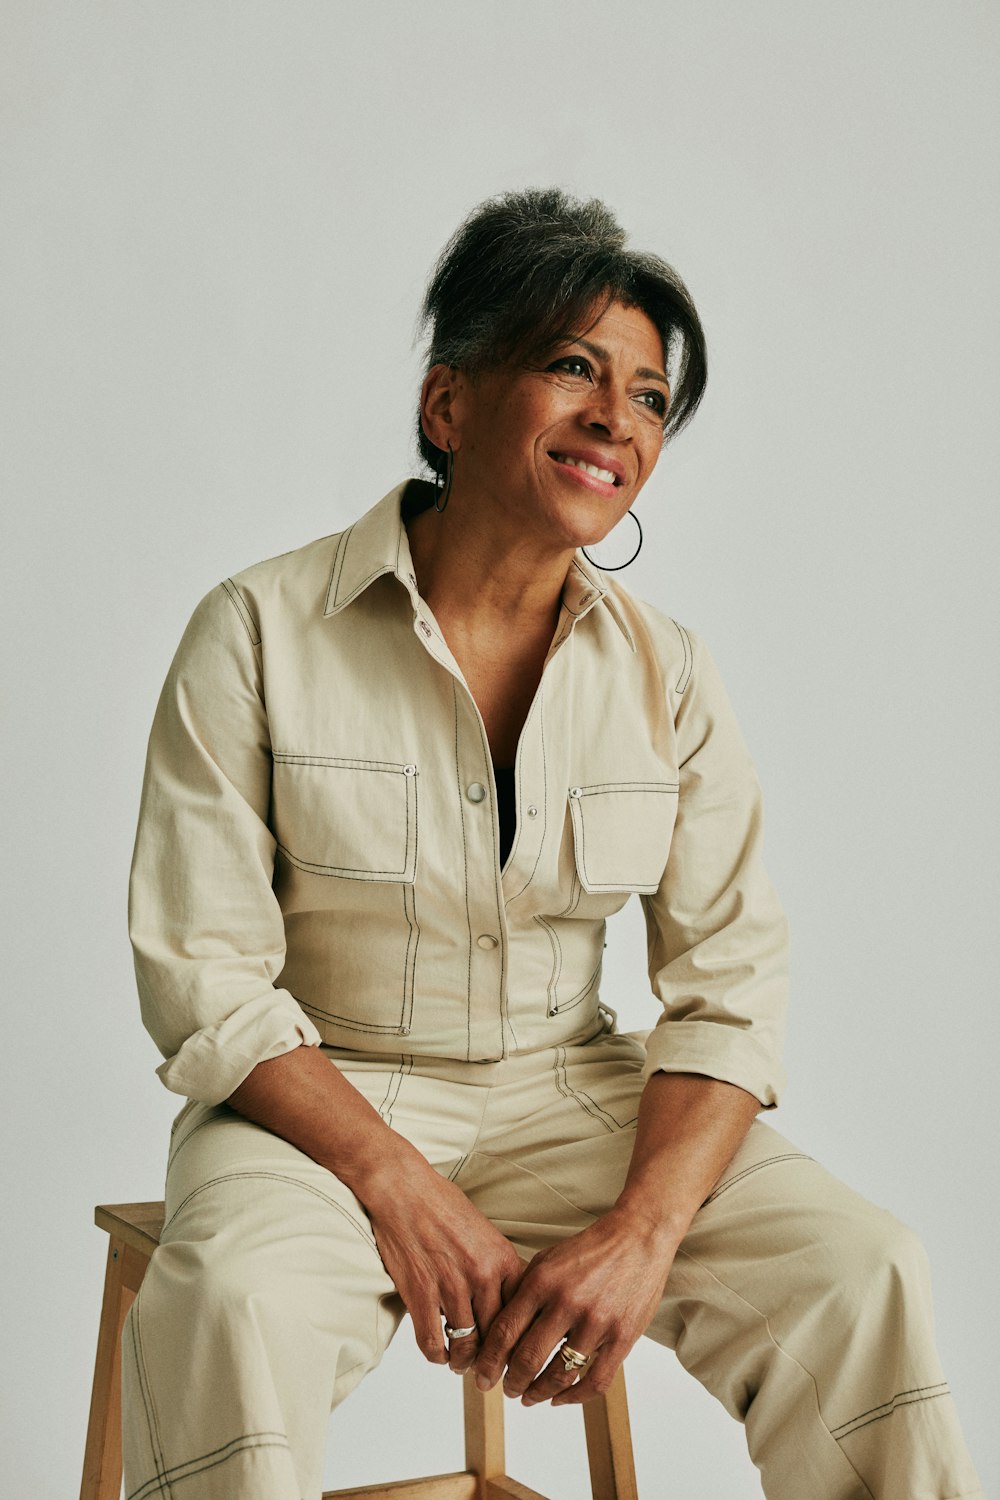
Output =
[
  {"x1": 640, "y1": 630, "x2": 788, "y2": 1107},
  {"x1": 128, "y1": 583, "x2": 322, "y2": 1104}
]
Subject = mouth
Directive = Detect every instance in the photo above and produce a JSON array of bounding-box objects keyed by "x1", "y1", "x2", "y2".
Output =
[{"x1": 550, "y1": 452, "x2": 624, "y2": 487}]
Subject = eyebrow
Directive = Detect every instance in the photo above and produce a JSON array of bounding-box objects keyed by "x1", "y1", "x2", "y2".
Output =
[{"x1": 571, "y1": 337, "x2": 670, "y2": 388}]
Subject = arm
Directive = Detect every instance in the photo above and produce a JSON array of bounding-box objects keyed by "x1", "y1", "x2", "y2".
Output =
[
  {"x1": 132, "y1": 582, "x2": 520, "y2": 1368},
  {"x1": 227, "y1": 1045, "x2": 523, "y2": 1370},
  {"x1": 474, "y1": 1070, "x2": 758, "y2": 1403}
]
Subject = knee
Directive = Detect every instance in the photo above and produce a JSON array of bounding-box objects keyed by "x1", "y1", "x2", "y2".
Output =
[
  {"x1": 138, "y1": 1233, "x2": 290, "y2": 1339},
  {"x1": 823, "y1": 1204, "x2": 932, "y2": 1315}
]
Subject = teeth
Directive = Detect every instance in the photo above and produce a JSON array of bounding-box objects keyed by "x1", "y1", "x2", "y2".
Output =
[{"x1": 556, "y1": 454, "x2": 617, "y2": 484}]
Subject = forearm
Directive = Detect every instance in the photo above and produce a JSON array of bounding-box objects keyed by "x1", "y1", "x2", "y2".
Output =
[
  {"x1": 612, "y1": 1070, "x2": 760, "y2": 1249},
  {"x1": 226, "y1": 1043, "x2": 431, "y2": 1213}
]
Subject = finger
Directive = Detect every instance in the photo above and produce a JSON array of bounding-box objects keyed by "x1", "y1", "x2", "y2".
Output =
[
  {"x1": 499, "y1": 1313, "x2": 576, "y2": 1399},
  {"x1": 520, "y1": 1325, "x2": 606, "y2": 1406},
  {"x1": 473, "y1": 1288, "x2": 540, "y2": 1391},
  {"x1": 550, "y1": 1341, "x2": 628, "y2": 1407},
  {"x1": 409, "y1": 1293, "x2": 449, "y2": 1365},
  {"x1": 444, "y1": 1305, "x2": 480, "y2": 1374}
]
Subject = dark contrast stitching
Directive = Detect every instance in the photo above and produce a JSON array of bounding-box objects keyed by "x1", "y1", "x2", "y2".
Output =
[
  {"x1": 161, "y1": 1170, "x2": 378, "y2": 1251},
  {"x1": 166, "y1": 1111, "x2": 219, "y2": 1173},
  {"x1": 298, "y1": 998, "x2": 410, "y2": 1036},
  {"x1": 831, "y1": 1383, "x2": 951, "y2": 1440},
  {"x1": 400, "y1": 880, "x2": 419, "y2": 1034},
  {"x1": 552, "y1": 1046, "x2": 617, "y2": 1133},
  {"x1": 127, "y1": 1303, "x2": 170, "y2": 1498},
  {"x1": 127, "y1": 1433, "x2": 290, "y2": 1500},
  {"x1": 470, "y1": 707, "x2": 509, "y2": 1054},
  {"x1": 703, "y1": 1153, "x2": 814, "y2": 1205},
  {"x1": 377, "y1": 1056, "x2": 413, "y2": 1129},
  {"x1": 671, "y1": 618, "x2": 693, "y2": 693},
  {"x1": 550, "y1": 955, "x2": 602, "y2": 1017},
  {"x1": 454, "y1": 682, "x2": 474, "y2": 1062},
  {"x1": 570, "y1": 784, "x2": 676, "y2": 894},
  {"x1": 221, "y1": 580, "x2": 261, "y2": 647},
  {"x1": 324, "y1": 526, "x2": 353, "y2": 613},
  {"x1": 534, "y1": 914, "x2": 563, "y2": 1017},
  {"x1": 276, "y1": 844, "x2": 409, "y2": 880},
  {"x1": 505, "y1": 694, "x2": 549, "y2": 906},
  {"x1": 272, "y1": 753, "x2": 410, "y2": 770}
]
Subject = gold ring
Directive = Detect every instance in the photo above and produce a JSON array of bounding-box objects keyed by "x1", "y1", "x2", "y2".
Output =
[{"x1": 559, "y1": 1342, "x2": 591, "y2": 1373}]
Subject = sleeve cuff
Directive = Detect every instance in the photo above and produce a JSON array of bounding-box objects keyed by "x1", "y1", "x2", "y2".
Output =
[
  {"x1": 154, "y1": 989, "x2": 324, "y2": 1104},
  {"x1": 640, "y1": 1020, "x2": 786, "y2": 1109}
]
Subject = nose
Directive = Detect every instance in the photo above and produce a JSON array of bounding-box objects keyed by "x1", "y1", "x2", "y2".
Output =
[{"x1": 583, "y1": 380, "x2": 634, "y2": 443}]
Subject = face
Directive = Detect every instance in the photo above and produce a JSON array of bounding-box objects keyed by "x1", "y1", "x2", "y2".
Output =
[{"x1": 423, "y1": 300, "x2": 669, "y2": 554}]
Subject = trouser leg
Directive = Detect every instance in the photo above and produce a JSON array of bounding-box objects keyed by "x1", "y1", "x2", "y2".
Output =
[
  {"x1": 460, "y1": 1034, "x2": 984, "y2": 1500},
  {"x1": 121, "y1": 1097, "x2": 406, "y2": 1500}
]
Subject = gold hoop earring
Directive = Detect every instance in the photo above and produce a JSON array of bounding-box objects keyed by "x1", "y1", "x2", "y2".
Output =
[{"x1": 433, "y1": 442, "x2": 454, "y2": 513}]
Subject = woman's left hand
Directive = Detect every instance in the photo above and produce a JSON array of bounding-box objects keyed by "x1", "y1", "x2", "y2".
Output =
[{"x1": 472, "y1": 1205, "x2": 679, "y2": 1406}]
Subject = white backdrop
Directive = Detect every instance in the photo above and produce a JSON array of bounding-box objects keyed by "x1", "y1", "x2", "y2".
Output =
[{"x1": 2, "y1": 2, "x2": 997, "y2": 1495}]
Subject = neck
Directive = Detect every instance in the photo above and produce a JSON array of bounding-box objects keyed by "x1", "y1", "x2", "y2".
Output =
[{"x1": 405, "y1": 485, "x2": 574, "y2": 632}]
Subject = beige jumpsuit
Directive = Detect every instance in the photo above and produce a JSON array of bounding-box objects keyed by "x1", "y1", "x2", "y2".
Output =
[{"x1": 123, "y1": 481, "x2": 984, "y2": 1499}]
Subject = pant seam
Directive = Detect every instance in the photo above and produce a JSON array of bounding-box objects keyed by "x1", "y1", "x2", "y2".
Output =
[
  {"x1": 830, "y1": 1381, "x2": 951, "y2": 1438},
  {"x1": 468, "y1": 1149, "x2": 601, "y2": 1222},
  {"x1": 703, "y1": 1153, "x2": 814, "y2": 1204},
  {"x1": 162, "y1": 1170, "x2": 378, "y2": 1252},
  {"x1": 126, "y1": 1433, "x2": 291, "y2": 1500},
  {"x1": 552, "y1": 1045, "x2": 617, "y2": 1132},
  {"x1": 128, "y1": 1295, "x2": 172, "y2": 1500},
  {"x1": 671, "y1": 1246, "x2": 878, "y2": 1500}
]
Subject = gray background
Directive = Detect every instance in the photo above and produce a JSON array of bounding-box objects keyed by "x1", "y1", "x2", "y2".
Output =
[{"x1": 2, "y1": 2, "x2": 997, "y2": 1495}]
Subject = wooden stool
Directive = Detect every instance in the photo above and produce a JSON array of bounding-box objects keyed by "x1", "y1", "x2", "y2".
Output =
[{"x1": 82, "y1": 1202, "x2": 639, "y2": 1500}]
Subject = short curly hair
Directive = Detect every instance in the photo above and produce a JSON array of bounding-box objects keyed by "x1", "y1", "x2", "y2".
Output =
[{"x1": 416, "y1": 187, "x2": 707, "y2": 478}]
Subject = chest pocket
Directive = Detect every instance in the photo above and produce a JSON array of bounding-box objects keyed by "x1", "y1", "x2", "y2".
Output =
[
  {"x1": 271, "y1": 755, "x2": 417, "y2": 882},
  {"x1": 568, "y1": 780, "x2": 678, "y2": 894}
]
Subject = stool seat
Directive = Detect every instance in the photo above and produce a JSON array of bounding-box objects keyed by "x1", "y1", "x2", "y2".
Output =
[{"x1": 81, "y1": 1201, "x2": 639, "y2": 1500}]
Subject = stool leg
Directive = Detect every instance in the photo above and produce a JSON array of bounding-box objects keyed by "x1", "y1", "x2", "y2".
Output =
[
  {"x1": 80, "y1": 1236, "x2": 149, "y2": 1500},
  {"x1": 582, "y1": 1369, "x2": 638, "y2": 1500},
  {"x1": 462, "y1": 1372, "x2": 506, "y2": 1492}
]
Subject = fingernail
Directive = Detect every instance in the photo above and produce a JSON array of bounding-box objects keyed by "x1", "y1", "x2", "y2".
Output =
[
  {"x1": 476, "y1": 1374, "x2": 490, "y2": 1392},
  {"x1": 522, "y1": 1397, "x2": 537, "y2": 1407}
]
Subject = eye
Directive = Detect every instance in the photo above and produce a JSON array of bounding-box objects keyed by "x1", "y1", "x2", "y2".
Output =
[
  {"x1": 636, "y1": 389, "x2": 668, "y2": 419},
  {"x1": 548, "y1": 355, "x2": 592, "y2": 379}
]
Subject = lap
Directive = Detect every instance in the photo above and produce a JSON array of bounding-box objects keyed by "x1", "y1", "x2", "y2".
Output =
[{"x1": 158, "y1": 1034, "x2": 913, "y2": 1330}]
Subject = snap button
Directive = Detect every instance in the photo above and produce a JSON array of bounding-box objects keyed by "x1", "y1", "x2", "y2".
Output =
[
  {"x1": 402, "y1": 764, "x2": 416, "y2": 777},
  {"x1": 467, "y1": 782, "x2": 487, "y2": 803},
  {"x1": 476, "y1": 934, "x2": 499, "y2": 950},
  {"x1": 526, "y1": 805, "x2": 538, "y2": 818},
  {"x1": 569, "y1": 786, "x2": 582, "y2": 799}
]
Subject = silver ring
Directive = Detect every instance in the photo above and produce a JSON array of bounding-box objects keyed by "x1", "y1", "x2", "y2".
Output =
[{"x1": 444, "y1": 1323, "x2": 477, "y2": 1340}]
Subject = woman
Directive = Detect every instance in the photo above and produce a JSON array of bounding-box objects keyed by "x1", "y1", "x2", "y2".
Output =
[{"x1": 125, "y1": 189, "x2": 983, "y2": 1500}]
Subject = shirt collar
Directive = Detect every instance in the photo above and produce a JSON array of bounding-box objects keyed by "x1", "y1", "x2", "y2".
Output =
[{"x1": 324, "y1": 480, "x2": 636, "y2": 651}]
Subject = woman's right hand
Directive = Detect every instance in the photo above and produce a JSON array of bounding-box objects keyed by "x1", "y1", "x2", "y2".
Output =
[
  {"x1": 226, "y1": 1044, "x2": 522, "y2": 1371},
  {"x1": 365, "y1": 1160, "x2": 524, "y2": 1372}
]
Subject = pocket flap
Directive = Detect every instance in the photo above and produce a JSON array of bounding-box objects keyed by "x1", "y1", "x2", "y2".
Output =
[{"x1": 568, "y1": 781, "x2": 678, "y2": 894}]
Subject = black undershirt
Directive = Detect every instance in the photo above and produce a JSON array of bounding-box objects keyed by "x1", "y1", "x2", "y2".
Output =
[{"x1": 494, "y1": 766, "x2": 516, "y2": 868}]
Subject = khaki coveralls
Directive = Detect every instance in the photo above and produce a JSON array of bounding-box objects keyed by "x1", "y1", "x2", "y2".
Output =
[{"x1": 124, "y1": 481, "x2": 983, "y2": 1500}]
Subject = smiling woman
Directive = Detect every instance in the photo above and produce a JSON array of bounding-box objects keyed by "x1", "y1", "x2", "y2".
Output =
[{"x1": 123, "y1": 188, "x2": 984, "y2": 1500}]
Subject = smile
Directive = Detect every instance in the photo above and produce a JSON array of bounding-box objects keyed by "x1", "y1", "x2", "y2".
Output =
[{"x1": 551, "y1": 453, "x2": 621, "y2": 486}]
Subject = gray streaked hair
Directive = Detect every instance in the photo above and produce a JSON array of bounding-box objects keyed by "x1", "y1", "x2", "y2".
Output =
[{"x1": 416, "y1": 187, "x2": 707, "y2": 477}]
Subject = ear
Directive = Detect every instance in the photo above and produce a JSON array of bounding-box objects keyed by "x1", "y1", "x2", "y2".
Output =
[{"x1": 420, "y1": 364, "x2": 466, "y2": 455}]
